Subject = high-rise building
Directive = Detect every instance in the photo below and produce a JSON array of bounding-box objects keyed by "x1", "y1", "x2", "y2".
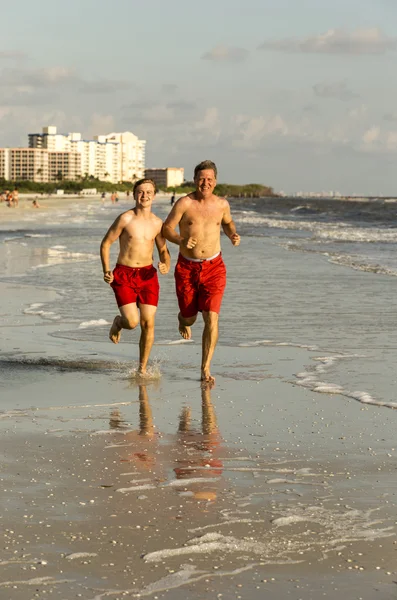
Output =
[
  {"x1": 144, "y1": 167, "x2": 184, "y2": 189},
  {"x1": 99, "y1": 132, "x2": 146, "y2": 182},
  {"x1": 21, "y1": 126, "x2": 146, "y2": 183}
]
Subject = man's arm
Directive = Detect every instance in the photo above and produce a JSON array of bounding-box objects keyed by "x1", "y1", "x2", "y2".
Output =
[
  {"x1": 155, "y1": 228, "x2": 171, "y2": 275},
  {"x1": 221, "y1": 201, "x2": 240, "y2": 246},
  {"x1": 100, "y1": 214, "x2": 126, "y2": 283},
  {"x1": 162, "y1": 197, "x2": 197, "y2": 250}
]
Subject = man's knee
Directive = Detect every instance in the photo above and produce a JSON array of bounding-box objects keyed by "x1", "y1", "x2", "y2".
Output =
[
  {"x1": 179, "y1": 312, "x2": 197, "y2": 326},
  {"x1": 140, "y1": 317, "x2": 155, "y2": 331},
  {"x1": 202, "y1": 311, "x2": 219, "y2": 327}
]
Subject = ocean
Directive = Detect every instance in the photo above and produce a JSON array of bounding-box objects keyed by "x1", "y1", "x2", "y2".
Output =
[
  {"x1": 1, "y1": 194, "x2": 396, "y2": 408},
  {"x1": 1, "y1": 194, "x2": 397, "y2": 598}
]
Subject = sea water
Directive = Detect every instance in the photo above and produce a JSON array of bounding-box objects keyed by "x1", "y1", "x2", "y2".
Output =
[{"x1": 1, "y1": 195, "x2": 396, "y2": 408}]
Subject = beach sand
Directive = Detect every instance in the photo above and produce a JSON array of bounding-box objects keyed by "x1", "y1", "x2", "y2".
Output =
[{"x1": 1, "y1": 198, "x2": 397, "y2": 599}]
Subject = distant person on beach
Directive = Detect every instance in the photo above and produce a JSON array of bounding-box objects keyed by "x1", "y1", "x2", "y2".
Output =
[
  {"x1": 32, "y1": 199, "x2": 40, "y2": 208},
  {"x1": 110, "y1": 191, "x2": 116, "y2": 204},
  {"x1": 163, "y1": 159, "x2": 240, "y2": 384},
  {"x1": 170, "y1": 193, "x2": 175, "y2": 205},
  {"x1": 100, "y1": 178, "x2": 170, "y2": 376},
  {"x1": 101, "y1": 192, "x2": 106, "y2": 202},
  {"x1": 12, "y1": 188, "x2": 19, "y2": 207}
]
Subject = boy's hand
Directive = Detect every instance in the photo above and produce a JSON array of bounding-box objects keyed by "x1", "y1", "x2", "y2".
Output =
[
  {"x1": 158, "y1": 261, "x2": 169, "y2": 275},
  {"x1": 103, "y1": 270, "x2": 114, "y2": 284}
]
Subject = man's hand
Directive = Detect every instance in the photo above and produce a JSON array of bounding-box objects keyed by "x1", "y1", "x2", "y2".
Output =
[
  {"x1": 158, "y1": 261, "x2": 169, "y2": 275},
  {"x1": 182, "y1": 236, "x2": 198, "y2": 250},
  {"x1": 103, "y1": 270, "x2": 114, "y2": 284},
  {"x1": 230, "y1": 233, "x2": 240, "y2": 246}
]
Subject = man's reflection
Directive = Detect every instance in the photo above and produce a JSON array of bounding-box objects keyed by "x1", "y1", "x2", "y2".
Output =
[
  {"x1": 173, "y1": 385, "x2": 223, "y2": 501},
  {"x1": 108, "y1": 384, "x2": 223, "y2": 500}
]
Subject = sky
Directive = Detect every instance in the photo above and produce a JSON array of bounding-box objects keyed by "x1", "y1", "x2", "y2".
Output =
[{"x1": 0, "y1": 0, "x2": 396, "y2": 195}]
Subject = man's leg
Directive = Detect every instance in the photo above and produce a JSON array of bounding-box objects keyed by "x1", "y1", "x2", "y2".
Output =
[
  {"x1": 178, "y1": 313, "x2": 197, "y2": 340},
  {"x1": 138, "y1": 304, "x2": 157, "y2": 374},
  {"x1": 201, "y1": 310, "x2": 219, "y2": 384},
  {"x1": 109, "y1": 303, "x2": 139, "y2": 343}
]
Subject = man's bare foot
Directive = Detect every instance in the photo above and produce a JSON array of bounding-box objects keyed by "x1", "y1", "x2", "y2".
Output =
[
  {"x1": 109, "y1": 316, "x2": 122, "y2": 344},
  {"x1": 201, "y1": 368, "x2": 215, "y2": 386},
  {"x1": 179, "y1": 323, "x2": 191, "y2": 340}
]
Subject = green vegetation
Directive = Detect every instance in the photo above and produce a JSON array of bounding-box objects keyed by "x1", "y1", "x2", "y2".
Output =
[
  {"x1": 0, "y1": 177, "x2": 135, "y2": 195},
  {"x1": 159, "y1": 182, "x2": 276, "y2": 197},
  {"x1": 0, "y1": 177, "x2": 276, "y2": 198}
]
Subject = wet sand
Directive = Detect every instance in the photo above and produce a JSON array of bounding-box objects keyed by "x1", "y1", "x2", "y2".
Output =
[
  {"x1": 1, "y1": 201, "x2": 397, "y2": 598},
  {"x1": 1, "y1": 284, "x2": 397, "y2": 599}
]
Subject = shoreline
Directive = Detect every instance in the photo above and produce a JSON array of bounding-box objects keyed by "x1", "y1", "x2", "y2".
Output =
[{"x1": 1, "y1": 197, "x2": 397, "y2": 598}]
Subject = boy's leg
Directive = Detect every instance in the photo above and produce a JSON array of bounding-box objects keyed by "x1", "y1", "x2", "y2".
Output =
[
  {"x1": 138, "y1": 303, "x2": 157, "y2": 374},
  {"x1": 109, "y1": 303, "x2": 139, "y2": 344}
]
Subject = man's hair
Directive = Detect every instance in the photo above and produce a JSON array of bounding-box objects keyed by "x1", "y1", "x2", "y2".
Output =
[
  {"x1": 133, "y1": 178, "x2": 157, "y2": 194},
  {"x1": 194, "y1": 160, "x2": 217, "y2": 179}
]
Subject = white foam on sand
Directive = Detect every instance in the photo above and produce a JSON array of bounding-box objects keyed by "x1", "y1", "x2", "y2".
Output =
[
  {"x1": 65, "y1": 552, "x2": 98, "y2": 560},
  {"x1": 143, "y1": 506, "x2": 394, "y2": 564},
  {"x1": 78, "y1": 319, "x2": 110, "y2": 329},
  {"x1": 294, "y1": 353, "x2": 397, "y2": 409},
  {"x1": 23, "y1": 303, "x2": 61, "y2": 320}
]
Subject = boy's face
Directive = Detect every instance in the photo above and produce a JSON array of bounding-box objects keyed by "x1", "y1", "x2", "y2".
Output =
[{"x1": 134, "y1": 182, "x2": 156, "y2": 207}]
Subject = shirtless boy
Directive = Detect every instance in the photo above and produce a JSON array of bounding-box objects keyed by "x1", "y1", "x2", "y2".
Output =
[
  {"x1": 163, "y1": 160, "x2": 240, "y2": 384},
  {"x1": 100, "y1": 179, "x2": 170, "y2": 375}
]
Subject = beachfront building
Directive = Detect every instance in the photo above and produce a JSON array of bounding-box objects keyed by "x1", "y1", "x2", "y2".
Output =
[
  {"x1": 23, "y1": 126, "x2": 146, "y2": 183},
  {"x1": 144, "y1": 167, "x2": 184, "y2": 189},
  {"x1": 0, "y1": 148, "x2": 10, "y2": 180},
  {"x1": 7, "y1": 148, "x2": 49, "y2": 182},
  {"x1": 99, "y1": 132, "x2": 146, "y2": 182}
]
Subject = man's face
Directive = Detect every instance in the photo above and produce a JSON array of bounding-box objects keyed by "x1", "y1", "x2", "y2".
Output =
[
  {"x1": 195, "y1": 169, "x2": 216, "y2": 197},
  {"x1": 134, "y1": 183, "x2": 156, "y2": 207}
]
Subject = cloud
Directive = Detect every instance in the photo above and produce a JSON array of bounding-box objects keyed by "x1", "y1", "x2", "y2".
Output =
[
  {"x1": 0, "y1": 51, "x2": 26, "y2": 59},
  {"x1": 259, "y1": 28, "x2": 397, "y2": 55},
  {"x1": 201, "y1": 45, "x2": 249, "y2": 63},
  {"x1": 383, "y1": 112, "x2": 397, "y2": 122},
  {"x1": 162, "y1": 83, "x2": 178, "y2": 95},
  {"x1": 313, "y1": 81, "x2": 358, "y2": 101},
  {"x1": 80, "y1": 79, "x2": 132, "y2": 94}
]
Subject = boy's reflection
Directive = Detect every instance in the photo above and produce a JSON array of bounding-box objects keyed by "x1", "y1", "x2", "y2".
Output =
[
  {"x1": 108, "y1": 385, "x2": 223, "y2": 499},
  {"x1": 109, "y1": 386, "x2": 158, "y2": 472}
]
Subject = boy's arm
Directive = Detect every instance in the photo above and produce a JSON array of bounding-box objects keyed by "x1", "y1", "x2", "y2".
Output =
[
  {"x1": 100, "y1": 215, "x2": 125, "y2": 283},
  {"x1": 155, "y1": 228, "x2": 171, "y2": 274}
]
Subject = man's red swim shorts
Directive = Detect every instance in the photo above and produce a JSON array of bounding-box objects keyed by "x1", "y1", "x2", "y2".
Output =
[
  {"x1": 175, "y1": 253, "x2": 226, "y2": 318},
  {"x1": 111, "y1": 263, "x2": 159, "y2": 308}
]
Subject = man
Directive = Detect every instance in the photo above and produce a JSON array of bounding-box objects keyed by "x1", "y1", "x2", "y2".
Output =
[
  {"x1": 100, "y1": 178, "x2": 170, "y2": 375},
  {"x1": 163, "y1": 160, "x2": 240, "y2": 384}
]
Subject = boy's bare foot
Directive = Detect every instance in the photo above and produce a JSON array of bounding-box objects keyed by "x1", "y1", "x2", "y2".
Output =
[
  {"x1": 201, "y1": 368, "x2": 215, "y2": 386},
  {"x1": 109, "y1": 316, "x2": 122, "y2": 344}
]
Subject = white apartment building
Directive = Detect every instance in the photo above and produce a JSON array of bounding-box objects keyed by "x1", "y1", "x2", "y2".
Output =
[
  {"x1": 100, "y1": 132, "x2": 146, "y2": 182},
  {"x1": 23, "y1": 126, "x2": 146, "y2": 183},
  {"x1": 144, "y1": 167, "x2": 184, "y2": 189}
]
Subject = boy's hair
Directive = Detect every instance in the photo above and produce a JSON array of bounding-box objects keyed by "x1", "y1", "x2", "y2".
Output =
[
  {"x1": 133, "y1": 178, "x2": 157, "y2": 194},
  {"x1": 194, "y1": 160, "x2": 217, "y2": 179}
]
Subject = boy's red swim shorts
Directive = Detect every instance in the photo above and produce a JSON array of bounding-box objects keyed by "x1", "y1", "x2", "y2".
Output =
[
  {"x1": 174, "y1": 253, "x2": 226, "y2": 318},
  {"x1": 111, "y1": 263, "x2": 159, "y2": 308}
]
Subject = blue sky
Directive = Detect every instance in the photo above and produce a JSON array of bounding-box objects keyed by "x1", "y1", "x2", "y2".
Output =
[{"x1": 0, "y1": 0, "x2": 396, "y2": 194}]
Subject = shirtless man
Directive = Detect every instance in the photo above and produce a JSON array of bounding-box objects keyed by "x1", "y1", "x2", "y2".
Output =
[
  {"x1": 100, "y1": 178, "x2": 170, "y2": 375},
  {"x1": 163, "y1": 160, "x2": 240, "y2": 384}
]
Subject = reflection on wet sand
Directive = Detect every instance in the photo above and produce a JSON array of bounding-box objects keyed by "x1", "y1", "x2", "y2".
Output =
[
  {"x1": 174, "y1": 386, "x2": 223, "y2": 501},
  {"x1": 109, "y1": 385, "x2": 223, "y2": 500}
]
